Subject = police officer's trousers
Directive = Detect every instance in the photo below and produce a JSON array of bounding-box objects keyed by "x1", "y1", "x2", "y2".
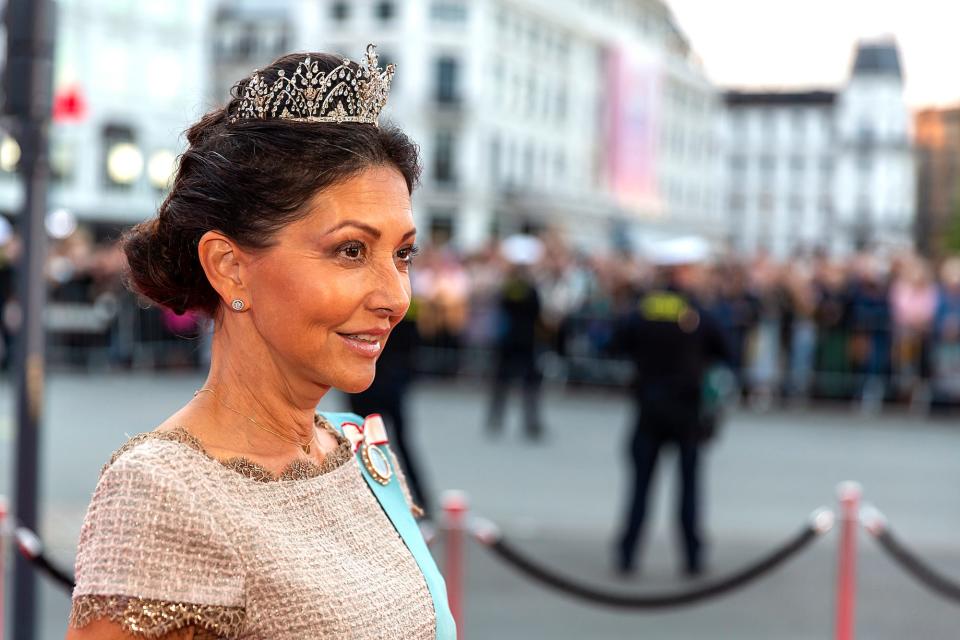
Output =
[{"x1": 616, "y1": 428, "x2": 703, "y2": 574}]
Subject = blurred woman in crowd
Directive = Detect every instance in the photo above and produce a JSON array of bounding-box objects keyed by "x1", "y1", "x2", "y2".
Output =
[{"x1": 890, "y1": 256, "x2": 938, "y2": 409}]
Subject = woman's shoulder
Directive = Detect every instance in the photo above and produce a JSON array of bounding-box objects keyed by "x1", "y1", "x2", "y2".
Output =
[{"x1": 102, "y1": 426, "x2": 203, "y2": 469}]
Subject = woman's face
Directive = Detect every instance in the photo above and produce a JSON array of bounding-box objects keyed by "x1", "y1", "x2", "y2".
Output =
[{"x1": 242, "y1": 165, "x2": 416, "y2": 394}]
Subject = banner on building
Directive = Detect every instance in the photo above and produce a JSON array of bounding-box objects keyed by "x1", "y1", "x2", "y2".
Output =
[{"x1": 604, "y1": 46, "x2": 662, "y2": 216}]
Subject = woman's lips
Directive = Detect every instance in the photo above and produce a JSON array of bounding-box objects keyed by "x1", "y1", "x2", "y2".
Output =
[{"x1": 337, "y1": 333, "x2": 383, "y2": 358}]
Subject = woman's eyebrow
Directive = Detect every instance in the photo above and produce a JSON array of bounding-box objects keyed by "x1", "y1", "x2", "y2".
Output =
[
  {"x1": 324, "y1": 220, "x2": 380, "y2": 238},
  {"x1": 323, "y1": 220, "x2": 417, "y2": 241}
]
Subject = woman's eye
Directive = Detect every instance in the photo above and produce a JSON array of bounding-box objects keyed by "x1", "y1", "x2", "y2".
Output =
[
  {"x1": 397, "y1": 244, "x2": 420, "y2": 264},
  {"x1": 338, "y1": 242, "x2": 365, "y2": 260}
]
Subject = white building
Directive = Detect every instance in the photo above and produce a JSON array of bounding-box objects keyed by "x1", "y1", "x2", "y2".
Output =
[
  {"x1": 720, "y1": 38, "x2": 914, "y2": 258},
  {"x1": 257, "y1": 0, "x2": 723, "y2": 252},
  {"x1": 0, "y1": 0, "x2": 212, "y2": 232}
]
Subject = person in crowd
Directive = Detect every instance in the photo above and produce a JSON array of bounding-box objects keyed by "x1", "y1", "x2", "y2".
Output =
[
  {"x1": 932, "y1": 257, "x2": 960, "y2": 402},
  {"x1": 485, "y1": 235, "x2": 546, "y2": 440},
  {"x1": 811, "y1": 256, "x2": 851, "y2": 398},
  {"x1": 709, "y1": 261, "x2": 760, "y2": 398},
  {"x1": 461, "y1": 241, "x2": 507, "y2": 358},
  {"x1": 66, "y1": 46, "x2": 454, "y2": 639},
  {"x1": 412, "y1": 247, "x2": 470, "y2": 375},
  {"x1": 781, "y1": 259, "x2": 819, "y2": 402},
  {"x1": 889, "y1": 255, "x2": 937, "y2": 410},
  {"x1": 612, "y1": 243, "x2": 732, "y2": 578},
  {"x1": 847, "y1": 254, "x2": 893, "y2": 412},
  {"x1": 745, "y1": 255, "x2": 782, "y2": 411},
  {"x1": 535, "y1": 230, "x2": 589, "y2": 380}
]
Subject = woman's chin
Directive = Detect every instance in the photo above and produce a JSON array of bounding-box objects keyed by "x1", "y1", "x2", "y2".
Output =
[{"x1": 335, "y1": 373, "x2": 376, "y2": 395}]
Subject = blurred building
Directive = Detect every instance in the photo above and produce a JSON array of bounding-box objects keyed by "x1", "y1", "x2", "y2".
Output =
[
  {"x1": 210, "y1": 1, "x2": 293, "y2": 103},
  {"x1": 915, "y1": 105, "x2": 960, "y2": 258},
  {"x1": 720, "y1": 37, "x2": 915, "y2": 258},
  {"x1": 0, "y1": 0, "x2": 212, "y2": 234},
  {"x1": 231, "y1": 0, "x2": 722, "y2": 251}
]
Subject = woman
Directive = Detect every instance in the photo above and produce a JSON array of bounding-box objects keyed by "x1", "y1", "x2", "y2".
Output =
[{"x1": 66, "y1": 46, "x2": 454, "y2": 639}]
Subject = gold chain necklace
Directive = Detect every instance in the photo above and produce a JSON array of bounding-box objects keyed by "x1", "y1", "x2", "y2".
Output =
[{"x1": 193, "y1": 387, "x2": 316, "y2": 454}]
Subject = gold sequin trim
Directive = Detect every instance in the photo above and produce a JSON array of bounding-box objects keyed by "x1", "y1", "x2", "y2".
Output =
[
  {"x1": 104, "y1": 415, "x2": 353, "y2": 483},
  {"x1": 69, "y1": 594, "x2": 245, "y2": 639}
]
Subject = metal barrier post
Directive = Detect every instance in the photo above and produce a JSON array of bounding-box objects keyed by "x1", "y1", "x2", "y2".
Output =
[
  {"x1": 834, "y1": 482, "x2": 862, "y2": 640},
  {"x1": 442, "y1": 490, "x2": 468, "y2": 639}
]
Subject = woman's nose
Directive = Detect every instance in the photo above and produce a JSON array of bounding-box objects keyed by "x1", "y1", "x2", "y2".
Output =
[{"x1": 369, "y1": 257, "x2": 410, "y2": 317}]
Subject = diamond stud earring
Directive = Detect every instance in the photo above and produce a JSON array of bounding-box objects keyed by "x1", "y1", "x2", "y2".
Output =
[{"x1": 231, "y1": 299, "x2": 245, "y2": 312}]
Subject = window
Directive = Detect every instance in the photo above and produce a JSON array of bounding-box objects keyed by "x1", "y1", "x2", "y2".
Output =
[
  {"x1": 331, "y1": 1, "x2": 349, "y2": 22},
  {"x1": 728, "y1": 192, "x2": 745, "y2": 212},
  {"x1": 818, "y1": 193, "x2": 833, "y2": 214},
  {"x1": 430, "y1": 1, "x2": 467, "y2": 22},
  {"x1": 758, "y1": 192, "x2": 774, "y2": 212},
  {"x1": 523, "y1": 142, "x2": 534, "y2": 183},
  {"x1": 762, "y1": 108, "x2": 777, "y2": 131},
  {"x1": 819, "y1": 155, "x2": 834, "y2": 177},
  {"x1": 555, "y1": 86, "x2": 568, "y2": 121},
  {"x1": 791, "y1": 109, "x2": 806, "y2": 136},
  {"x1": 102, "y1": 124, "x2": 140, "y2": 190},
  {"x1": 435, "y1": 56, "x2": 460, "y2": 104},
  {"x1": 553, "y1": 150, "x2": 566, "y2": 181},
  {"x1": 489, "y1": 134, "x2": 501, "y2": 185},
  {"x1": 434, "y1": 131, "x2": 456, "y2": 184},
  {"x1": 429, "y1": 213, "x2": 454, "y2": 245},
  {"x1": 50, "y1": 138, "x2": 75, "y2": 184},
  {"x1": 759, "y1": 155, "x2": 775, "y2": 179},
  {"x1": 259, "y1": 23, "x2": 289, "y2": 57},
  {"x1": 525, "y1": 76, "x2": 536, "y2": 116},
  {"x1": 375, "y1": 1, "x2": 395, "y2": 22}
]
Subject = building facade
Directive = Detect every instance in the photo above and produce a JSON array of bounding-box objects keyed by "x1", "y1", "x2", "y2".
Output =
[
  {"x1": 275, "y1": 0, "x2": 723, "y2": 251},
  {"x1": 720, "y1": 38, "x2": 915, "y2": 258},
  {"x1": 915, "y1": 106, "x2": 960, "y2": 258},
  {"x1": 0, "y1": 0, "x2": 212, "y2": 231}
]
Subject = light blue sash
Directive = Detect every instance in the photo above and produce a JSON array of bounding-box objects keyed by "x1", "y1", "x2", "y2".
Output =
[{"x1": 321, "y1": 412, "x2": 456, "y2": 640}]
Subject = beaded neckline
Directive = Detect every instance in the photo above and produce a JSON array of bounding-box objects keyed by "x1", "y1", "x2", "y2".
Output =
[{"x1": 104, "y1": 414, "x2": 354, "y2": 483}]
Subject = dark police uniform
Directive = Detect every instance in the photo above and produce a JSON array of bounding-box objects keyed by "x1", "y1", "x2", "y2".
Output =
[{"x1": 613, "y1": 285, "x2": 732, "y2": 575}]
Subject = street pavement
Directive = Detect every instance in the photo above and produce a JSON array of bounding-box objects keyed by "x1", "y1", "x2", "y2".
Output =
[{"x1": 1, "y1": 372, "x2": 959, "y2": 639}]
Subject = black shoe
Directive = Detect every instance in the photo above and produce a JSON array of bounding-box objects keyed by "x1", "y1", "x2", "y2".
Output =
[
  {"x1": 613, "y1": 557, "x2": 637, "y2": 578},
  {"x1": 613, "y1": 544, "x2": 636, "y2": 578}
]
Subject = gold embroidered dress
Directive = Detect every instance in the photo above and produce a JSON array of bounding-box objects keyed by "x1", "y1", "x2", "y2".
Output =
[{"x1": 69, "y1": 418, "x2": 435, "y2": 639}]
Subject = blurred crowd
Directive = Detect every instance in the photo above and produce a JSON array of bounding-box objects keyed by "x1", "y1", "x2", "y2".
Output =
[
  {"x1": 411, "y1": 233, "x2": 960, "y2": 411},
  {"x1": 3, "y1": 224, "x2": 960, "y2": 410}
]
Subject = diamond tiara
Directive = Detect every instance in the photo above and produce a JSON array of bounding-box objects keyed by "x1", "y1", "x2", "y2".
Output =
[{"x1": 230, "y1": 44, "x2": 395, "y2": 127}]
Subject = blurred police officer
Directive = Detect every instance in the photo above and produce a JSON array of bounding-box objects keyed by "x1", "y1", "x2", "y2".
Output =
[{"x1": 613, "y1": 239, "x2": 732, "y2": 577}]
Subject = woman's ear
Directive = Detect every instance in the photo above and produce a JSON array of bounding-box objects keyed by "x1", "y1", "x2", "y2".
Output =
[{"x1": 198, "y1": 230, "x2": 246, "y2": 308}]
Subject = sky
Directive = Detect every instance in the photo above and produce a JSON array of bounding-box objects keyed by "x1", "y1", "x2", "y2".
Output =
[{"x1": 665, "y1": 0, "x2": 960, "y2": 109}]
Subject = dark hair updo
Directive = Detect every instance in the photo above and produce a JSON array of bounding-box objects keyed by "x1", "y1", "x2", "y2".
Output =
[{"x1": 122, "y1": 52, "x2": 421, "y2": 317}]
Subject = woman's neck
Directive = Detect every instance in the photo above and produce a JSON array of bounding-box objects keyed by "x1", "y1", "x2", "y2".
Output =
[{"x1": 191, "y1": 320, "x2": 331, "y2": 457}]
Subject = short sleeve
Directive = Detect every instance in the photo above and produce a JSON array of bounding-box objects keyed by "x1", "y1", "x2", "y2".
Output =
[{"x1": 69, "y1": 446, "x2": 246, "y2": 638}]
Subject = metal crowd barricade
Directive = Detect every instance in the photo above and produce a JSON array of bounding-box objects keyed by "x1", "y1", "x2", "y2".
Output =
[{"x1": 42, "y1": 289, "x2": 208, "y2": 371}]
